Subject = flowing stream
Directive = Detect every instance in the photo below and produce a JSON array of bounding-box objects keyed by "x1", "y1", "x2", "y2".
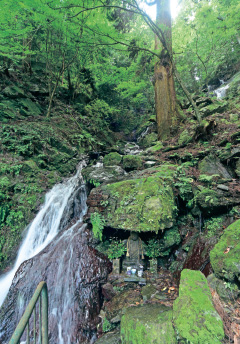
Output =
[{"x1": 0, "y1": 161, "x2": 87, "y2": 308}]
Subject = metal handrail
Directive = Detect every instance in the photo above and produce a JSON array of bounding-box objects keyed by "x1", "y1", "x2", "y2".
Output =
[{"x1": 8, "y1": 281, "x2": 48, "y2": 344}]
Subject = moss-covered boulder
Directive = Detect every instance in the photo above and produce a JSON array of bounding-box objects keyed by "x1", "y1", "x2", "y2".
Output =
[
  {"x1": 173, "y1": 269, "x2": 224, "y2": 344},
  {"x1": 210, "y1": 219, "x2": 240, "y2": 282},
  {"x1": 138, "y1": 132, "x2": 158, "y2": 148},
  {"x1": 198, "y1": 154, "x2": 232, "y2": 179},
  {"x1": 103, "y1": 152, "x2": 122, "y2": 166},
  {"x1": 200, "y1": 101, "x2": 228, "y2": 117},
  {"x1": 207, "y1": 274, "x2": 240, "y2": 301},
  {"x1": 122, "y1": 155, "x2": 142, "y2": 171},
  {"x1": 121, "y1": 304, "x2": 176, "y2": 344},
  {"x1": 195, "y1": 188, "x2": 240, "y2": 215},
  {"x1": 87, "y1": 165, "x2": 177, "y2": 232}
]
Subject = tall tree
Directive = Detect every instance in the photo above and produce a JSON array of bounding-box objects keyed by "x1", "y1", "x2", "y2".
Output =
[{"x1": 153, "y1": 0, "x2": 178, "y2": 139}]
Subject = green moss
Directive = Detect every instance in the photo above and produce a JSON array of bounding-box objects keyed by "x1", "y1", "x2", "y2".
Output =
[
  {"x1": 173, "y1": 269, "x2": 224, "y2": 344},
  {"x1": 139, "y1": 132, "x2": 158, "y2": 148},
  {"x1": 121, "y1": 304, "x2": 176, "y2": 344},
  {"x1": 103, "y1": 152, "x2": 122, "y2": 166},
  {"x1": 101, "y1": 167, "x2": 177, "y2": 232},
  {"x1": 146, "y1": 141, "x2": 163, "y2": 152},
  {"x1": 210, "y1": 219, "x2": 240, "y2": 282},
  {"x1": 122, "y1": 155, "x2": 142, "y2": 171},
  {"x1": 178, "y1": 129, "x2": 192, "y2": 146}
]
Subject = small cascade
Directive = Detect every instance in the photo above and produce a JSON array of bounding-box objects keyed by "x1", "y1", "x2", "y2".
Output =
[
  {"x1": 0, "y1": 162, "x2": 86, "y2": 308},
  {"x1": 214, "y1": 80, "x2": 229, "y2": 99},
  {"x1": 124, "y1": 142, "x2": 143, "y2": 155},
  {"x1": 0, "y1": 160, "x2": 111, "y2": 343}
]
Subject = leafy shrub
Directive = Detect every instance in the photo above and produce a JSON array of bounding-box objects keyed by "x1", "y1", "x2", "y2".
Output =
[{"x1": 107, "y1": 238, "x2": 126, "y2": 259}]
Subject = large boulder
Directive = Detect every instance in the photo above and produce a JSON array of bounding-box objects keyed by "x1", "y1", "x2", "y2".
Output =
[
  {"x1": 198, "y1": 155, "x2": 232, "y2": 179},
  {"x1": 103, "y1": 152, "x2": 122, "y2": 166},
  {"x1": 173, "y1": 269, "x2": 224, "y2": 344},
  {"x1": 195, "y1": 188, "x2": 240, "y2": 215},
  {"x1": 210, "y1": 219, "x2": 240, "y2": 282},
  {"x1": 121, "y1": 303, "x2": 176, "y2": 344},
  {"x1": 87, "y1": 165, "x2": 177, "y2": 232}
]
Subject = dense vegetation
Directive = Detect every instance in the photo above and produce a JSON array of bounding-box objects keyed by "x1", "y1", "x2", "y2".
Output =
[{"x1": 0, "y1": 0, "x2": 240, "y2": 342}]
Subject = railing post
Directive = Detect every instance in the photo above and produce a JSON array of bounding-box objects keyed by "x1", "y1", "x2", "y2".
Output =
[
  {"x1": 8, "y1": 281, "x2": 48, "y2": 344},
  {"x1": 41, "y1": 284, "x2": 48, "y2": 344}
]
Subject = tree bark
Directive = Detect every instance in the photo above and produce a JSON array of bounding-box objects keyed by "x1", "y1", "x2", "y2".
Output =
[{"x1": 154, "y1": 0, "x2": 178, "y2": 140}]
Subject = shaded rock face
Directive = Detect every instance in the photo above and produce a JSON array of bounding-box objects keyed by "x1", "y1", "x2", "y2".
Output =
[{"x1": 0, "y1": 223, "x2": 111, "y2": 344}]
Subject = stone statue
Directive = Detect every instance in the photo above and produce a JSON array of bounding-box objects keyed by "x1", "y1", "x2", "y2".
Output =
[{"x1": 122, "y1": 232, "x2": 145, "y2": 271}]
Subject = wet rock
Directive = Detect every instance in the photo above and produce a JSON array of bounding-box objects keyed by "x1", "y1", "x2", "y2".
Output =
[
  {"x1": 0, "y1": 224, "x2": 111, "y2": 344},
  {"x1": 87, "y1": 165, "x2": 177, "y2": 232},
  {"x1": 210, "y1": 219, "x2": 240, "y2": 282},
  {"x1": 198, "y1": 154, "x2": 232, "y2": 179},
  {"x1": 121, "y1": 303, "x2": 176, "y2": 344},
  {"x1": 173, "y1": 269, "x2": 224, "y2": 343}
]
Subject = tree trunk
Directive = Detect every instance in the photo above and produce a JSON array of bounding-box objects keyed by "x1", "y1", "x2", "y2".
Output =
[{"x1": 154, "y1": 0, "x2": 178, "y2": 140}]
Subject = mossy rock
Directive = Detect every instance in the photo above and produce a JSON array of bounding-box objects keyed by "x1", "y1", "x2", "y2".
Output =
[
  {"x1": 138, "y1": 132, "x2": 158, "y2": 148},
  {"x1": 146, "y1": 141, "x2": 163, "y2": 152},
  {"x1": 210, "y1": 219, "x2": 240, "y2": 282},
  {"x1": 121, "y1": 303, "x2": 176, "y2": 344},
  {"x1": 173, "y1": 269, "x2": 224, "y2": 344},
  {"x1": 122, "y1": 155, "x2": 142, "y2": 171},
  {"x1": 99, "y1": 166, "x2": 177, "y2": 232},
  {"x1": 158, "y1": 227, "x2": 181, "y2": 255},
  {"x1": 200, "y1": 101, "x2": 228, "y2": 117},
  {"x1": 207, "y1": 274, "x2": 240, "y2": 301},
  {"x1": 103, "y1": 152, "x2": 122, "y2": 166},
  {"x1": 178, "y1": 129, "x2": 192, "y2": 146},
  {"x1": 198, "y1": 155, "x2": 232, "y2": 179},
  {"x1": 195, "y1": 188, "x2": 239, "y2": 215}
]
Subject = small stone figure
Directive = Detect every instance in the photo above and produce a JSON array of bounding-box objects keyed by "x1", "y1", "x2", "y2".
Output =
[{"x1": 122, "y1": 232, "x2": 145, "y2": 271}]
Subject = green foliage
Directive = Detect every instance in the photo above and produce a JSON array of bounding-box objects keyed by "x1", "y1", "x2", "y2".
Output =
[
  {"x1": 204, "y1": 217, "x2": 224, "y2": 238},
  {"x1": 90, "y1": 212, "x2": 105, "y2": 241},
  {"x1": 145, "y1": 239, "x2": 162, "y2": 259},
  {"x1": 102, "y1": 317, "x2": 115, "y2": 333},
  {"x1": 106, "y1": 238, "x2": 126, "y2": 259}
]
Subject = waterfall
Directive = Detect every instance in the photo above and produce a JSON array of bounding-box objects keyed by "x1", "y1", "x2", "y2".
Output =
[
  {"x1": 0, "y1": 161, "x2": 87, "y2": 308},
  {"x1": 214, "y1": 83, "x2": 229, "y2": 99}
]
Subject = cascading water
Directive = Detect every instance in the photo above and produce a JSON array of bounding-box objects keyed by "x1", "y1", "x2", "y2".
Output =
[
  {"x1": 0, "y1": 162, "x2": 86, "y2": 308},
  {"x1": 0, "y1": 161, "x2": 111, "y2": 344}
]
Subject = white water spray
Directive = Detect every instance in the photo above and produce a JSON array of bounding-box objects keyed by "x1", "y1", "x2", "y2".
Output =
[{"x1": 0, "y1": 162, "x2": 86, "y2": 307}]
